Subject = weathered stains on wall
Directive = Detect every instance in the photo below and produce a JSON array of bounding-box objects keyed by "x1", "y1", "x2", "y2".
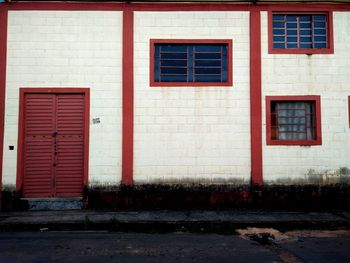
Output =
[
  {"x1": 306, "y1": 167, "x2": 350, "y2": 185},
  {"x1": 134, "y1": 177, "x2": 248, "y2": 185},
  {"x1": 89, "y1": 178, "x2": 249, "y2": 188},
  {"x1": 87, "y1": 179, "x2": 249, "y2": 192},
  {"x1": 3, "y1": 183, "x2": 350, "y2": 211},
  {"x1": 1, "y1": 184, "x2": 15, "y2": 192},
  {"x1": 134, "y1": 11, "x2": 251, "y2": 183},
  {"x1": 261, "y1": 12, "x2": 350, "y2": 183},
  {"x1": 265, "y1": 167, "x2": 350, "y2": 185},
  {"x1": 84, "y1": 184, "x2": 350, "y2": 211}
]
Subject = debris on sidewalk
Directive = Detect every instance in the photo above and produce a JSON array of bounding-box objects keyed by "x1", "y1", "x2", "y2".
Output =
[
  {"x1": 39, "y1": 227, "x2": 49, "y2": 232},
  {"x1": 237, "y1": 227, "x2": 297, "y2": 244}
]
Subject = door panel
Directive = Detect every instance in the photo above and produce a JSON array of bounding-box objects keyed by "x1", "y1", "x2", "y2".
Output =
[
  {"x1": 23, "y1": 94, "x2": 55, "y2": 197},
  {"x1": 22, "y1": 93, "x2": 85, "y2": 198},
  {"x1": 55, "y1": 140, "x2": 84, "y2": 197},
  {"x1": 24, "y1": 94, "x2": 55, "y2": 136},
  {"x1": 56, "y1": 94, "x2": 85, "y2": 135},
  {"x1": 23, "y1": 139, "x2": 54, "y2": 198}
]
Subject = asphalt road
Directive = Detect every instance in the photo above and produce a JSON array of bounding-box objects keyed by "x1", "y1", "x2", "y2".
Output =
[{"x1": 0, "y1": 231, "x2": 349, "y2": 263}]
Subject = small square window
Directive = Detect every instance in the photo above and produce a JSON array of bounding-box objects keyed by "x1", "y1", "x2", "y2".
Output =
[
  {"x1": 269, "y1": 12, "x2": 333, "y2": 54},
  {"x1": 150, "y1": 39, "x2": 232, "y2": 87},
  {"x1": 266, "y1": 96, "x2": 322, "y2": 145}
]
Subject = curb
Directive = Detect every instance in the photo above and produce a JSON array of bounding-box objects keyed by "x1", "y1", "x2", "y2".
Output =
[{"x1": 1, "y1": 210, "x2": 350, "y2": 233}]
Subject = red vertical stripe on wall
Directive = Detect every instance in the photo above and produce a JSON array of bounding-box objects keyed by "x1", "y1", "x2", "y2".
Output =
[
  {"x1": 122, "y1": 11, "x2": 134, "y2": 185},
  {"x1": 0, "y1": 6, "x2": 8, "y2": 204},
  {"x1": 250, "y1": 8, "x2": 263, "y2": 186}
]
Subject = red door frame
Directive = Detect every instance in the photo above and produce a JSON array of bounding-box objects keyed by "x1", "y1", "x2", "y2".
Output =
[{"x1": 16, "y1": 88, "x2": 90, "y2": 194}]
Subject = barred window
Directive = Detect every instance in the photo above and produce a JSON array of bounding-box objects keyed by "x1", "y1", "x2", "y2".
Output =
[
  {"x1": 268, "y1": 10, "x2": 334, "y2": 54},
  {"x1": 271, "y1": 101, "x2": 315, "y2": 141},
  {"x1": 272, "y1": 14, "x2": 328, "y2": 49},
  {"x1": 151, "y1": 40, "x2": 232, "y2": 86},
  {"x1": 266, "y1": 96, "x2": 322, "y2": 146}
]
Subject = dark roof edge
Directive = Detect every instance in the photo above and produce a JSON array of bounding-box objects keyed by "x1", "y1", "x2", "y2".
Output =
[{"x1": 4, "y1": 0, "x2": 350, "y2": 3}]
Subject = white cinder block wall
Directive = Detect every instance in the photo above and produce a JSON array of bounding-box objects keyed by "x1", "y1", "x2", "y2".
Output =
[
  {"x1": 134, "y1": 12, "x2": 251, "y2": 184},
  {"x1": 262, "y1": 11, "x2": 350, "y2": 184},
  {"x1": 3, "y1": 11, "x2": 123, "y2": 186},
  {"x1": 4, "y1": 9, "x2": 349, "y2": 188}
]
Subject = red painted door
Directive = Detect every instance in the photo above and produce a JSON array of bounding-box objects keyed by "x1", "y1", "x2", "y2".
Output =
[{"x1": 23, "y1": 93, "x2": 85, "y2": 198}]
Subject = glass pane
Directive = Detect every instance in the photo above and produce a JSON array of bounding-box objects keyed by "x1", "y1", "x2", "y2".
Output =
[
  {"x1": 314, "y1": 22, "x2": 326, "y2": 28},
  {"x1": 161, "y1": 60, "x2": 187, "y2": 67},
  {"x1": 300, "y1": 30, "x2": 312, "y2": 36},
  {"x1": 300, "y1": 43, "x2": 312, "y2": 49},
  {"x1": 273, "y1": 15, "x2": 285, "y2": 20},
  {"x1": 305, "y1": 103, "x2": 312, "y2": 114},
  {"x1": 314, "y1": 29, "x2": 326, "y2": 35},
  {"x1": 160, "y1": 44, "x2": 187, "y2": 52},
  {"x1": 314, "y1": 36, "x2": 327, "y2": 42},
  {"x1": 195, "y1": 68, "x2": 221, "y2": 75},
  {"x1": 274, "y1": 43, "x2": 285, "y2": 48},
  {"x1": 273, "y1": 21, "x2": 285, "y2": 28},
  {"x1": 194, "y1": 45, "x2": 222, "y2": 52},
  {"x1": 300, "y1": 37, "x2": 312, "y2": 43},
  {"x1": 195, "y1": 53, "x2": 221, "y2": 59},
  {"x1": 287, "y1": 37, "x2": 298, "y2": 43},
  {"x1": 286, "y1": 30, "x2": 297, "y2": 36},
  {"x1": 277, "y1": 110, "x2": 290, "y2": 117},
  {"x1": 274, "y1": 36, "x2": 285, "y2": 42},
  {"x1": 314, "y1": 43, "x2": 327, "y2": 48},
  {"x1": 277, "y1": 117, "x2": 289, "y2": 124},
  {"x1": 286, "y1": 16, "x2": 298, "y2": 22},
  {"x1": 161, "y1": 53, "x2": 187, "y2": 59},
  {"x1": 161, "y1": 68, "x2": 187, "y2": 74},
  {"x1": 300, "y1": 16, "x2": 311, "y2": 22},
  {"x1": 287, "y1": 43, "x2": 298, "y2": 48},
  {"x1": 286, "y1": 23, "x2": 297, "y2": 29},
  {"x1": 293, "y1": 102, "x2": 306, "y2": 109},
  {"x1": 273, "y1": 29, "x2": 285, "y2": 35},
  {"x1": 300, "y1": 22, "x2": 312, "y2": 29},
  {"x1": 160, "y1": 75, "x2": 187, "y2": 82},
  {"x1": 195, "y1": 60, "x2": 221, "y2": 67},
  {"x1": 313, "y1": 15, "x2": 326, "y2": 21},
  {"x1": 195, "y1": 75, "x2": 221, "y2": 82}
]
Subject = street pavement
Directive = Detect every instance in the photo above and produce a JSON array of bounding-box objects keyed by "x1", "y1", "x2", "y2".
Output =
[
  {"x1": 1, "y1": 210, "x2": 350, "y2": 262},
  {"x1": 0, "y1": 230, "x2": 350, "y2": 263}
]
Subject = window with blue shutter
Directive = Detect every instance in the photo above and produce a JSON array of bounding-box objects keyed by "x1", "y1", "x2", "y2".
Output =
[
  {"x1": 153, "y1": 43, "x2": 229, "y2": 84},
  {"x1": 272, "y1": 14, "x2": 328, "y2": 49}
]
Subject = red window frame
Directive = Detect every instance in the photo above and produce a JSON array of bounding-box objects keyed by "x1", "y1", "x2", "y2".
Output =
[
  {"x1": 268, "y1": 11, "x2": 334, "y2": 54},
  {"x1": 150, "y1": 39, "x2": 233, "y2": 87},
  {"x1": 266, "y1": 95, "x2": 322, "y2": 146}
]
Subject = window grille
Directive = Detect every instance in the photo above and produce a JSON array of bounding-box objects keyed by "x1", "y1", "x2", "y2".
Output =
[
  {"x1": 272, "y1": 14, "x2": 327, "y2": 49},
  {"x1": 154, "y1": 43, "x2": 228, "y2": 83}
]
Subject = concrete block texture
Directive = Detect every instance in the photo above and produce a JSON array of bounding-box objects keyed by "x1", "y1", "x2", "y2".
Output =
[
  {"x1": 261, "y1": 12, "x2": 350, "y2": 184},
  {"x1": 134, "y1": 12, "x2": 251, "y2": 184},
  {"x1": 4, "y1": 11, "x2": 123, "y2": 186}
]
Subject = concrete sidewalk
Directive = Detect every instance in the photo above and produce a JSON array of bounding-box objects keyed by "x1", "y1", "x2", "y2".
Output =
[{"x1": 0, "y1": 210, "x2": 350, "y2": 232}]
